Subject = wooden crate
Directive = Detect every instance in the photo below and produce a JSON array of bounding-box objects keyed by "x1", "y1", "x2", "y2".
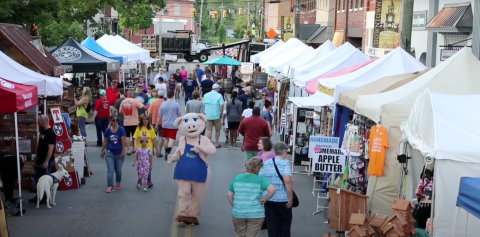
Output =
[{"x1": 328, "y1": 186, "x2": 369, "y2": 232}]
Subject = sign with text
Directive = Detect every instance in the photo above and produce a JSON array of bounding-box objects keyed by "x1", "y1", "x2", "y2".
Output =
[
  {"x1": 372, "y1": 0, "x2": 402, "y2": 48},
  {"x1": 312, "y1": 148, "x2": 346, "y2": 173},
  {"x1": 241, "y1": 62, "x2": 254, "y2": 74},
  {"x1": 413, "y1": 11, "x2": 427, "y2": 29},
  {"x1": 308, "y1": 136, "x2": 340, "y2": 159},
  {"x1": 50, "y1": 108, "x2": 63, "y2": 123}
]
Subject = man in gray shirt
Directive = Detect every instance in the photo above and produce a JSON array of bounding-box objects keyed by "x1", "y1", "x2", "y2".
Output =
[
  {"x1": 186, "y1": 91, "x2": 205, "y2": 114},
  {"x1": 113, "y1": 89, "x2": 126, "y2": 126},
  {"x1": 156, "y1": 90, "x2": 182, "y2": 158}
]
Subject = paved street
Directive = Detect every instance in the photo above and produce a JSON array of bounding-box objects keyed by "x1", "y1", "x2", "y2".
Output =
[{"x1": 7, "y1": 62, "x2": 330, "y2": 237}]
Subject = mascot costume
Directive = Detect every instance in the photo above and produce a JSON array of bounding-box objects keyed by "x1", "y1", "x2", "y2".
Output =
[{"x1": 168, "y1": 113, "x2": 216, "y2": 225}]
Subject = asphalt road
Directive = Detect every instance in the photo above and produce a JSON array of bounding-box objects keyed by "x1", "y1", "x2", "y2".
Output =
[{"x1": 6, "y1": 67, "x2": 331, "y2": 237}]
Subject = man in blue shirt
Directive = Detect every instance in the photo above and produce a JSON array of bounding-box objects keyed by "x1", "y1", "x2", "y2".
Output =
[
  {"x1": 200, "y1": 73, "x2": 214, "y2": 97},
  {"x1": 194, "y1": 64, "x2": 204, "y2": 82},
  {"x1": 182, "y1": 76, "x2": 199, "y2": 104},
  {"x1": 238, "y1": 86, "x2": 254, "y2": 111},
  {"x1": 203, "y1": 84, "x2": 224, "y2": 148}
]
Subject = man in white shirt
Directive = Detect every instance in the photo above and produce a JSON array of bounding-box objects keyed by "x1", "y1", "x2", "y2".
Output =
[
  {"x1": 153, "y1": 69, "x2": 167, "y2": 84},
  {"x1": 241, "y1": 101, "x2": 255, "y2": 120}
]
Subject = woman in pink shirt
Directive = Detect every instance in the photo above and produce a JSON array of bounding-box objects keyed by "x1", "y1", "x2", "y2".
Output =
[
  {"x1": 180, "y1": 66, "x2": 188, "y2": 97},
  {"x1": 257, "y1": 137, "x2": 275, "y2": 162}
]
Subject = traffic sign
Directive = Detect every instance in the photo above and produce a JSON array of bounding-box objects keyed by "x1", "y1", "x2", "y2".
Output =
[{"x1": 266, "y1": 28, "x2": 277, "y2": 39}]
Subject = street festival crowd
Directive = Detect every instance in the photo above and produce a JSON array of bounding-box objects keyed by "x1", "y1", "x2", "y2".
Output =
[{"x1": 0, "y1": 64, "x2": 298, "y2": 237}]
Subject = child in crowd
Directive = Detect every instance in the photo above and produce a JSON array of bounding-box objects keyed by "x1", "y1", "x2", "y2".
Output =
[
  {"x1": 416, "y1": 169, "x2": 433, "y2": 199},
  {"x1": 133, "y1": 136, "x2": 153, "y2": 192}
]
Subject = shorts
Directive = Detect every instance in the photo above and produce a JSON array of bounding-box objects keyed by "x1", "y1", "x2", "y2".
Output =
[
  {"x1": 124, "y1": 126, "x2": 137, "y2": 137},
  {"x1": 176, "y1": 83, "x2": 182, "y2": 87},
  {"x1": 162, "y1": 128, "x2": 178, "y2": 140},
  {"x1": 206, "y1": 118, "x2": 222, "y2": 131},
  {"x1": 228, "y1": 122, "x2": 240, "y2": 129}
]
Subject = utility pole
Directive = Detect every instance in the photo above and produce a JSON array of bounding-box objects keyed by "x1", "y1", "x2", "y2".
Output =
[
  {"x1": 400, "y1": 0, "x2": 414, "y2": 55},
  {"x1": 199, "y1": 0, "x2": 204, "y2": 38},
  {"x1": 260, "y1": 0, "x2": 266, "y2": 39},
  {"x1": 294, "y1": 0, "x2": 300, "y2": 38},
  {"x1": 247, "y1": 1, "x2": 250, "y2": 30}
]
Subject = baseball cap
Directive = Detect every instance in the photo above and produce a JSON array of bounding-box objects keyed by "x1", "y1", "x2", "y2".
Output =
[
  {"x1": 212, "y1": 84, "x2": 221, "y2": 89},
  {"x1": 158, "y1": 90, "x2": 165, "y2": 97},
  {"x1": 243, "y1": 86, "x2": 252, "y2": 91},
  {"x1": 100, "y1": 89, "x2": 106, "y2": 95}
]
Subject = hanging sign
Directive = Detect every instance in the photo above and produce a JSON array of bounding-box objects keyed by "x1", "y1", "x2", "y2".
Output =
[
  {"x1": 308, "y1": 136, "x2": 340, "y2": 158},
  {"x1": 49, "y1": 107, "x2": 72, "y2": 153},
  {"x1": 241, "y1": 62, "x2": 254, "y2": 74},
  {"x1": 312, "y1": 148, "x2": 346, "y2": 173}
]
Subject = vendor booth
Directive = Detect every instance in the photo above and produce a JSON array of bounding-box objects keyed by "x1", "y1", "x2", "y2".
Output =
[
  {"x1": 96, "y1": 35, "x2": 145, "y2": 63},
  {"x1": 257, "y1": 38, "x2": 306, "y2": 67},
  {"x1": 250, "y1": 40, "x2": 284, "y2": 64},
  {"x1": 355, "y1": 47, "x2": 480, "y2": 215},
  {"x1": 266, "y1": 46, "x2": 313, "y2": 74},
  {"x1": 293, "y1": 43, "x2": 368, "y2": 88},
  {"x1": 284, "y1": 40, "x2": 336, "y2": 78},
  {"x1": 401, "y1": 90, "x2": 480, "y2": 237},
  {"x1": 81, "y1": 36, "x2": 126, "y2": 65}
]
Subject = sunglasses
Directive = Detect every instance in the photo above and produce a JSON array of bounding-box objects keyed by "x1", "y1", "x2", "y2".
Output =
[
  {"x1": 111, "y1": 119, "x2": 118, "y2": 122},
  {"x1": 262, "y1": 94, "x2": 267, "y2": 96}
]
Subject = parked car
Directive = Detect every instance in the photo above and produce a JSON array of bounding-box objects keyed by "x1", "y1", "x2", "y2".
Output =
[
  {"x1": 227, "y1": 34, "x2": 235, "y2": 38},
  {"x1": 199, "y1": 39, "x2": 211, "y2": 47}
]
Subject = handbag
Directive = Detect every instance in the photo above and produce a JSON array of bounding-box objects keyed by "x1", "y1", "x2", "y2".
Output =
[
  {"x1": 272, "y1": 158, "x2": 299, "y2": 207},
  {"x1": 21, "y1": 161, "x2": 35, "y2": 176}
]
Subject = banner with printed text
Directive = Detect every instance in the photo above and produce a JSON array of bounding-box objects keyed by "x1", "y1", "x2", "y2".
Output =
[{"x1": 372, "y1": 0, "x2": 402, "y2": 48}]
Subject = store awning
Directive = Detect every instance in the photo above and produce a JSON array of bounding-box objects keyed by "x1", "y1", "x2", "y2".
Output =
[
  {"x1": 307, "y1": 26, "x2": 328, "y2": 44},
  {"x1": 426, "y1": 2, "x2": 473, "y2": 33},
  {"x1": 332, "y1": 31, "x2": 345, "y2": 47}
]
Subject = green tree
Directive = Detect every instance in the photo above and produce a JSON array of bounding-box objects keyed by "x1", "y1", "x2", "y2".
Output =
[
  {"x1": 218, "y1": 23, "x2": 226, "y2": 43},
  {"x1": 117, "y1": 0, "x2": 165, "y2": 31},
  {"x1": 233, "y1": 15, "x2": 248, "y2": 38}
]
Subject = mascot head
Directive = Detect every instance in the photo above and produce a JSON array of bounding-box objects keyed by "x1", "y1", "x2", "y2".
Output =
[{"x1": 174, "y1": 113, "x2": 207, "y2": 137}]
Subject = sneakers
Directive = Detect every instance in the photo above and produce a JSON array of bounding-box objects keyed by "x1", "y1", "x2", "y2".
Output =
[
  {"x1": 148, "y1": 183, "x2": 154, "y2": 189},
  {"x1": 137, "y1": 183, "x2": 141, "y2": 189},
  {"x1": 143, "y1": 188, "x2": 148, "y2": 192},
  {"x1": 106, "y1": 187, "x2": 113, "y2": 193},
  {"x1": 115, "y1": 184, "x2": 121, "y2": 190}
]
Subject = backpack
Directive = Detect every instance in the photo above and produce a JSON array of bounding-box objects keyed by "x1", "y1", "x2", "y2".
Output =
[{"x1": 84, "y1": 103, "x2": 91, "y2": 113}]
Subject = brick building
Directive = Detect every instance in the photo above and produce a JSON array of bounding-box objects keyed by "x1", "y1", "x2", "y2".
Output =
[
  {"x1": 298, "y1": 0, "x2": 317, "y2": 24},
  {"x1": 126, "y1": 0, "x2": 198, "y2": 44},
  {"x1": 333, "y1": 0, "x2": 366, "y2": 48}
]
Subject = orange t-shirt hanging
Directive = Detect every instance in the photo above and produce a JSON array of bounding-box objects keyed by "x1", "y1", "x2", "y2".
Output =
[{"x1": 367, "y1": 125, "x2": 389, "y2": 176}]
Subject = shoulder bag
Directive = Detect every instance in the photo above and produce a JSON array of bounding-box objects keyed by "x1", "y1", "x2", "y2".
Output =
[{"x1": 272, "y1": 158, "x2": 299, "y2": 207}]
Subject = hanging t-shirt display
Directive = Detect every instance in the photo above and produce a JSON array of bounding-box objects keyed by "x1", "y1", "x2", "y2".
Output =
[{"x1": 367, "y1": 125, "x2": 389, "y2": 176}]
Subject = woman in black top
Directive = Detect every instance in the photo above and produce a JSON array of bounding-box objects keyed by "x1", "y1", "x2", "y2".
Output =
[{"x1": 174, "y1": 69, "x2": 182, "y2": 99}]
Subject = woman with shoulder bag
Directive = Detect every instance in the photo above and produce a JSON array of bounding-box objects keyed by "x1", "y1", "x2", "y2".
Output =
[{"x1": 259, "y1": 142, "x2": 299, "y2": 237}]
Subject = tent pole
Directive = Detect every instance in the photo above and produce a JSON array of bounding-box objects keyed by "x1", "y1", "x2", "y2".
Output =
[
  {"x1": 43, "y1": 99, "x2": 47, "y2": 115},
  {"x1": 36, "y1": 105, "x2": 39, "y2": 143},
  {"x1": 451, "y1": 206, "x2": 461, "y2": 237},
  {"x1": 14, "y1": 112, "x2": 23, "y2": 216}
]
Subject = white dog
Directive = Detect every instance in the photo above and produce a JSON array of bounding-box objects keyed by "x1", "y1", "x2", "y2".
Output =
[{"x1": 36, "y1": 165, "x2": 71, "y2": 209}]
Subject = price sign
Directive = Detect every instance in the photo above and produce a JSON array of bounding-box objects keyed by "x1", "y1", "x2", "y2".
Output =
[
  {"x1": 124, "y1": 77, "x2": 136, "y2": 92},
  {"x1": 241, "y1": 62, "x2": 254, "y2": 74}
]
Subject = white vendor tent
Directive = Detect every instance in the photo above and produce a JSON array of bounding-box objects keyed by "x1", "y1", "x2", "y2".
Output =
[
  {"x1": 288, "y1": 92, "x2": 336, "y2": 108},
  {"x1": 355, "y1": 47, "x2": 480, "y2": 216},
  {"x1": 250, "y1": 40, "x2": 284, "y2": 64},
  {"x1": 292, "y1": 42, "x2": 357, "y2": 80},
  {"x1": 283, "y1": 40, "x2": 336, "y2": 76},
  {"x1": 293, "y1": 44, "x2": 368, "y2": 88},
  {"x1": 318, "y1": 47, "x2": 427, "y2": 103},
  {"x1": 113, "y1": 35, "x2": 157, "y2": 63},
  {"x1": 258, "y1": 38, "x2": 306, "y2": 67},
  {"x1": 267, "y1": 46, "x2": 313, "y2": 73},
  {"x1": 0, "y1": 51, "x2": 63, "y2": 96},
  {"x1": 401, "y1": 90, "x2": 480, "y2": 237},
  {"x1": 263, "y1": 45, "x2": 310, "y2": 70},
  {"x1": 96, "y1": 35, "x2": 144, "y2": 63}
]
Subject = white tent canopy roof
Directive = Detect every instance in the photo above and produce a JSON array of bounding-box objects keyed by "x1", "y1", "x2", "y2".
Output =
[
  {"x1": 113, "y1": 35, "x2": 156, "y2": 62},
  {"x1": 319, "y1": 47, "x2": 427, "y2": 103},
  {"x1": 283, "y1": 40, "x2": 336, "y2": 76},
  {"x1": 288, "y1": 93, "x2": 334, "y2": 108},
  {"x1": 267, "y1": 46, "x2": 313, "y2": 73},
  {"x1": 292, "y1": 42, "x2": 358, "y2": 79},
  {"x1": 0, "y1": 51, "x2": 63, "y2": 96},
  {"x1": 401, "y1": 90, "x2": 480, "y2": 163},
  {"x1": 258, "y1": 38, "x2": 306, "y2": 66},
  {"x1": 96, "y1": 35, "x2": 143, "y2": 63},
  {"x1": 250, "y1": 40, "x2": 284, "y2": 64},
  {"x1": 293, "y1": 47, "x2": 368, "y2": 88},
  {"x1": 263, "y1": 45, "x2": 310, "y2": 69},
  {"x1": 356, "y1": 47, "x2": 480, "y2": 127}
]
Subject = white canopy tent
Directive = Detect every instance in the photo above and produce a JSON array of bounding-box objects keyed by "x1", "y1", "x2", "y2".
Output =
[
  {"x1": 96, "y1": 35, "x2": 144, "y2": 63},
  {"x1": 354, "y1": 47, "x2": 480, "y2": 216},
  {"x1": 293, "y1": 45, "x2": 368, "y2": 88},
  {"x1": 262, "y1": 45, "x2": 310, "y2": 70},
  {"x1": 267, "y1": 46, "x2": 314, "y2": 73},
  {"x1": 401, "y1": 90, "x2": 480, "y2": 237},
  {"x1": 0, "y1": 51, "x2": 63, "y2": 96},
  {"x1": 250, "y1": 40, "x2": 284, "y2": 64},
  {"x1": 258, "y1": 38, "x2": 306, "y2": 67},
  {"x1": 113, "y1": 35, "x2": 158, "y2": 63},
  {"x1": 318, "y1": 47, "x2": 427, "y2": 103},
  {"x1": 283, "y1": 40, "x2": 336, "y2": 76},
  {"x1": 292, "y1": 42, "x2": 358, "y2": 80},
  {"x1": 288, "y1": 92, "x2": 335, "y2": 108}
]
